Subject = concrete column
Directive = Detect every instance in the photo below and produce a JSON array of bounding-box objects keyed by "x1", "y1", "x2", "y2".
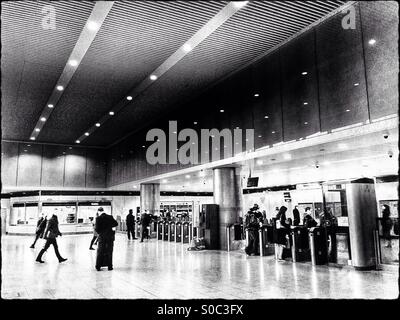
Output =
[
  {"x1": 213, "y1": 167, "x2": 243, "y2": 250},
  {"x1": 346, "y1": 178, "x2": 378, "y2": 270},
  {"x1": 140, "y1": 183, "x2": 160, "y2": 216}
]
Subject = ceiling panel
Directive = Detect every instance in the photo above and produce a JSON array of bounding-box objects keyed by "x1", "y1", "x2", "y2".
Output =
[
  {"x1": 83, "y1": 0, "x2": 346, "y2": 146},
  {"x1": 1, "y1": 0, "x2": 95, "y2": 140},
  {"x1": 39, "y1": 0, "x2": 228, "y2": 143}
]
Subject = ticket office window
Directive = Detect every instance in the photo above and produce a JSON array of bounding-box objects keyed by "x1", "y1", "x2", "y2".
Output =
[
  {"x1": 10, "y1": 203, "x2": 39, "y2": 225},
  {"x1": 25, "y1": 203, "x2": 39, "y2": 225},
  {"x1": 77, "y1": 202, "x2": 112, "y2": 224},
  {"x1": 42, "y1": 203, "x2": 77, "y2": 224}
]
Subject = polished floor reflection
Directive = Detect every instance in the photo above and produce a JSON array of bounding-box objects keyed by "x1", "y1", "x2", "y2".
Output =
[{"x1": 1, "y1": 234, "x2": 398, "y2": 299}]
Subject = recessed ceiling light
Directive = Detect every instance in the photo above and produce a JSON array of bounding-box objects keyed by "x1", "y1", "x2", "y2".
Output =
[
  {"x1": 220, "y1": 109, "x2": 224, "y2": 113},
  {"x1": 27, "y1": 145, "x2": 31, "y2": 147},
  {"x1": 233, "y1": 1, "x2": 248, "y2": 8},
  {"x1": 142, "y1": 145, "x2": 145, "y2": 148},
  {"x1": 345, "y1": 109, "x2": 350, "y2": 112},
  {"x1": 40, "y1": 117, "x2": 46, "y2": 122},
  {"x1": 304, "y1": 122, "x2": 308, "y2": 125},
  {"x1": 35, "y1": 128, "x2": 40, "y2": 132},
  {"x1": 68, "y1": 59, "x2": 78, "y2": 67},
  {"x1": 264, "y1": 115, "x2": 269, "y2": 119},
  {"x1": 301, "y1": 71, "x2": 308, "y2": 75},
  {"x1": 30, "y1": 137, "x2": 35, "y2": 140},
  {"x1": 173, "y1": 131, "x2": 177, "y2": 134},
  {"x1": 95, "y1": 123, "x2": 100, "y2": 127},
  {"x1": 24, "y1": 149, "x2": 27, "y2": 152},
  {"x1": 182, "y1": 43, "x2": 192, "y2": 52},
  {"x1": 150, "y1": 75, "x2": 157, "y2": 81},
  {"x1": 133, "y1": 185, "x2": 137, "y2": 189},
  {"x1": 48, "y1": 104, "x2": 54, "y2": 108},
  {"x1": 127, "y1": 96, "x2": 133, "y2": 100},
  {"x1": 258, "y1": 135, "x2": 262, "y2": 138},
  {"x1": 303, "y1": 102, "x2": 308, "y2": 105},
  {"x1": 194, "y1": 121, "x2": 197, "y2": 125},
  {"x1": 271, "y1": 131, "x2": 276, "y2": 134},
  {"x1": 109, "y1": 111, "x2": 114, "y2": 115},
  {"x1": 368, "y1": 39, "x2": 376, "y2": 45},
  {"x1": 354, "y1": 83, "x2": 359, "y2": 87},
  {"x1": 185, "y1": 175, "x2": 191, "y2": 179},
  {"x1": 254, "y1": 93, "x2": 260, "y2": 97},
  {"x1": 75, "y1": 140, "x2": 80, "y2": 144},
  {"x1": 85, "y1": 132, "x2": 89, "y2": 136},
  {"x1": 87, "y1": 21, "x2": 99, "y2": 31},
  {"x1": 56, "y1": 85, "x2": 64, "y2": 91}
]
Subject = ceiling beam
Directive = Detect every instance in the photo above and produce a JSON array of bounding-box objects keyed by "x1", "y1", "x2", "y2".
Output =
[
  {"x1": 76, "y1": 1, "x2": 250, "y2": 144},
  {"x1": 30, "y1": 1, "x2": 114, "y2": 141}
]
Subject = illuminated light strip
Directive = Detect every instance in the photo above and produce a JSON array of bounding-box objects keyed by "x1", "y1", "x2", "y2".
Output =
[
  {"x1": 77, "y1": 1, "x2": 249, "y2": 143},
  {"x1": 29, "y1": 1, "x2": 114, "y2": 141}
]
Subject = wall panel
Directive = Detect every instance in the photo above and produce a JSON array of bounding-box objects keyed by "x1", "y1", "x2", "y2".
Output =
[
  {"x1": 86, "y1": 148, "x2": 106, "y2": 188},
  {"x1": 64, "y1": 147, "x2": 86, "y2": 187},
  {"x1": 360, "y1": 1, "x2": 399, "y2": 119},
  {"x1": 17, "y1": 143, "x2": 42, "y2": 187},
  {"x1": 41, "y1": 145, "x2": 65, "y2": 187},
  {"x1": 317, "y1": 3, "x2": 369, "y2": 131},
  {"x1": 281, "y1": 30, "x2": 320, "y2": 141},
  {"x1": 1, "y1": 141, "x2": 18, "y2": 187}
]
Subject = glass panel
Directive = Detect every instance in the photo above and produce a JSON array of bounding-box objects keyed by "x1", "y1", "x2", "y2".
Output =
[
  {"x1": 10, "y1": 206, "x2": 25, "y2": 225},
  {"x1": 25, "y1": 206, "x2": 38, "y2": 225},
  {"x1": 42, "y1": 205, "x2": 76, "y2": 224}
]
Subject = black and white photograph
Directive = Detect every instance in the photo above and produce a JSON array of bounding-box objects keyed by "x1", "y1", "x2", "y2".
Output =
[{"x1": 0, "y1": 0, "x2": 398, "y2": 314}]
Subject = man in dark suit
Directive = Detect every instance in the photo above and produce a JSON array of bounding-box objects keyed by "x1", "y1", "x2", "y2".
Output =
[
  {"x1": 140, "y1": 210, "x2": 151, "y2": 242},
  {"x1": 95, "y1": 207, "x2": 118, "y2": 271},
  {"x1": 126, "y1": 209, "x2": 137, "y2": 240},
  {"x1": 30, "y1": 213, "x2": 46, "y2": 248}
]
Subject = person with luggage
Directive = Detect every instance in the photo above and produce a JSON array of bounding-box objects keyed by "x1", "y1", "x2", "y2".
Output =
[
  {"x1": 89, "y1": 211, "x2": 100, "y2": 250},
  {"x1": 244, "y1": 204, "x2": 263, "y2": 256},
  {"x1": 35, "y1": 211, "x2": 67, "y2": 263},
  {"x1": 126, "y1": 209, "x2": 137, "y2": 240},
  {"x1": 95, "y1": 207, "x2": 118, "y2": 271},
  {"x1": 30, "y1": 213, "x2": 47, "y2": 248},
  {"x1": 381, "y1": 205, "x2": 393, "y2": 248},
  {"x1": 275, "y1": 206, "x2": 290, "y2": 261},
  {"x1": 140, "y1": 210, "x2": 152, "y2": 242}
]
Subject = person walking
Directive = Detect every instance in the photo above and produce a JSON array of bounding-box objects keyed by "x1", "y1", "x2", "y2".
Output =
[
  {"x1": 244, "y1": 204, "x2": 263, "y2": 256},
  {"x1": 126, "y1": 209, "x2": 137, "y2": 240},
  {"x1": 89, "y1": 212, "x2": 100, "y2": 250},
  {"x1": 140, "y1": 210, "x2": 151, "y2": 242},
  {"x1": 30, "y1": 213, "x2": 47, "y2": 248},
  {"x1": 36, "y1": 212, "x2": 67, "y2": 263},
  {"x1": 292, "y1": 206, "x2": 300, "y2": 226},
  {"x1": 381, "y1": 205, "x2": 393, "y2": 248},
  {"x1": 275, "y1": 206, "x2": 290, "y2": 261},
  {"x1": 95, "y1": 207, "x2": 118, "y2": 271}
]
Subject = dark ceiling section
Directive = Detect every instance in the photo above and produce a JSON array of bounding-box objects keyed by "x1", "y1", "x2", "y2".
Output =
[
  {"x1": 39, "y1": 0, "x2": 228, "y2": 144},
  {"x1": 1, "y1": 1, "x2": 94, "y2": 140},
  {"x1": 84, "y1": 0, "x2": 346, "y2": 147}
]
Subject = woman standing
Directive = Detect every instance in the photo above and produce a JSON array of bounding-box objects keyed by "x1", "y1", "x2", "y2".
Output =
[{"x1": 36, "y1": 212, "x2": 67, "y2": 263}]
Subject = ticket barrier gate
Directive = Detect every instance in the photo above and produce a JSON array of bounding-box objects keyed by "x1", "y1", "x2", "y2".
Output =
[
  {"x1": 309, "y1": 227, "x2": 328, "y2": 265},
  {"x1": 163, "y1": 221, "x2": 169, "y2": 241},
  {"x1": 157, "y1": 221, "x2": 163, "y2": 240},
  {"x1": 291, "y1": 226, "x2": 311, "y2": 262},
  {"x1": 175, "y1": 222, "x2": 182, "y2": 243},
  {"x1": 169, "y1": 222, "x2": 175, "y2": 242},
  {"x1": 259, "y1": 225, "x2": 275, "y2": 256},
  {"x1": 182, "y1": 222, "x2": 190, "y2": 243}
]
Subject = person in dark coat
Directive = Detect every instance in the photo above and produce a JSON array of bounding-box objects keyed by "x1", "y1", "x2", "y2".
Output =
[
  {"x1": 36, "y1": 213, "x2": 67, "y2": 263},
  {"x1": 140, "y1": 210, "x2": 152, "y2": 242},
  {"x1": 126, "y1": 209, "x2": 137, "y2": 240},
  {"x1": 303, "y1": 207, "x2": 318, "y2": 228},
  {"x1": 275, "y1": 206, "x2": 289, "y2": 261},
  {"x1": 95, "y1": 207, "x2": 118, "y2": 271},
  {"x1": 292, "y1": 207, "x2": 300, "y2": 226},
  {"x1": 244, "y1": 204, "x2": 263, "y2": 256},
  {"x1": 89, "y1": 212, "x2": 99, "y2": 250},
  {"x1": 30, "y1": 213, "x2": 47, "y2": 248},
  {"x1": 381, "y1": 205, "x2": 393, "y2": 248}
]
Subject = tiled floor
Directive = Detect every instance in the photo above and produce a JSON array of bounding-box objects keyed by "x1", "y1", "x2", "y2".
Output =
[{"x1": 1, "y1": 233, "x2": 398, "y2": 299}]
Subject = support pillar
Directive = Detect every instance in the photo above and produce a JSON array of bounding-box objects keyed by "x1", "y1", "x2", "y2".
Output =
[
  {"x1": 213, "y1": 167, "x2": 242, "y2": 250},
  {"x1": 140, "y1": 183, "x2": 160, "y2": 216},
  {"x1": 346, "y1": 178, "x2": 378, "y2": 270}
]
